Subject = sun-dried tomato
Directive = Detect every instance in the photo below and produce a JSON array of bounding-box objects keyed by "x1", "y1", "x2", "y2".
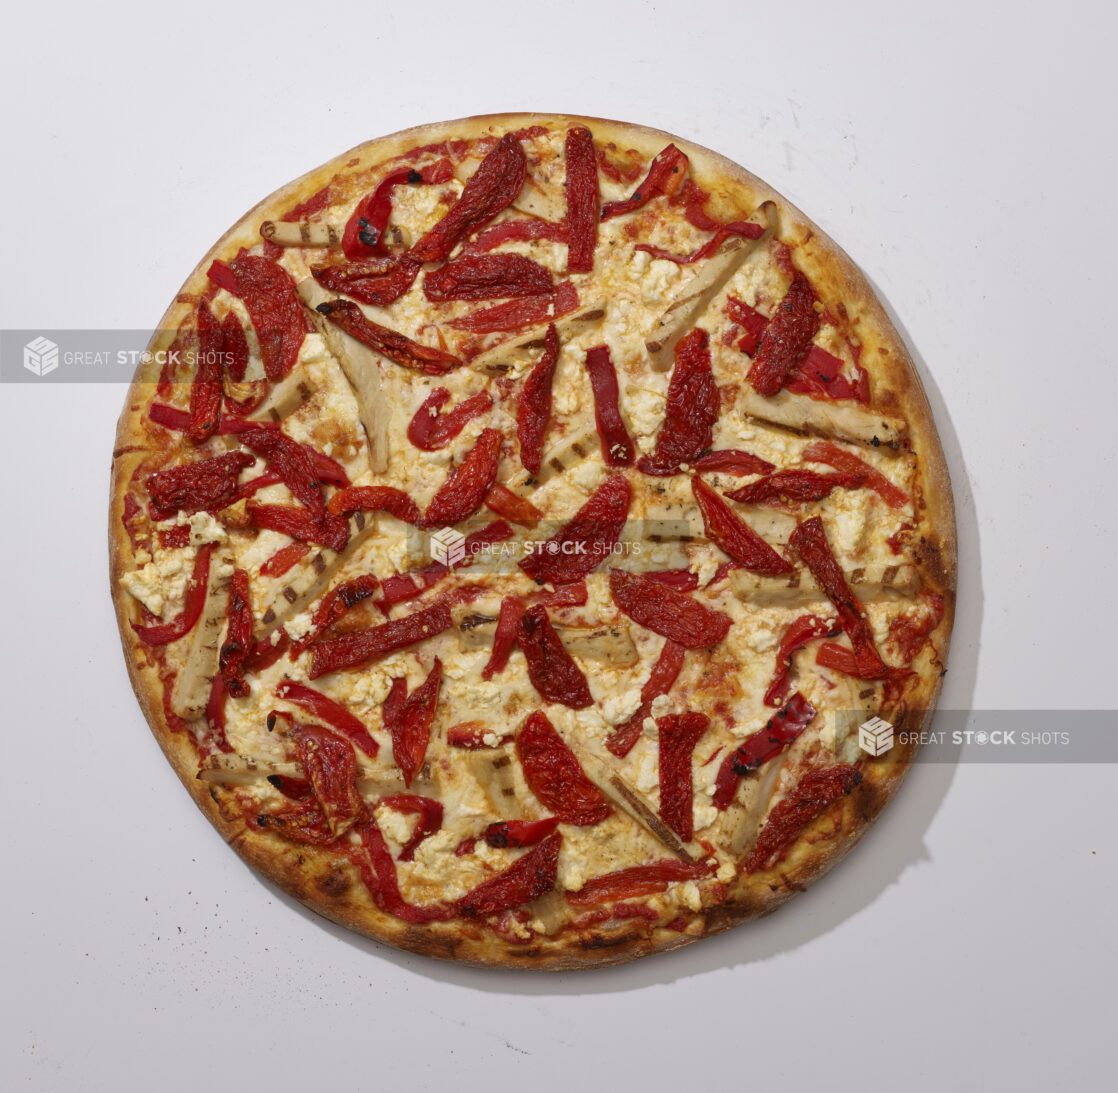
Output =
[
  {"x1": 606, "y1": 639, "x2": 686, "y2": 758},
  {"x1": 609, "y1": 569, "x2": 731, "y2": 649},
  {"x1": 690, "y1": 449, "x2": 774, "y2": 475},
  {"x1": 246, "y1": 503, "x2": 350, "y2": 552},
  {"x1": 789, "y1": 517, "x2": 885, "y2": 676},
  {"x1": 566, "y1": 859, "x2": 711, "y2": 906},
  {"x1": 312, "y1": 257, "x2": 422, "y2": 307},
  {"x1": 657, "y1": 713, "x2": 709, "y2": 841},
  {"x1": 726, "y1": 468, "x2": 865, "y2": 506},
  {"x1": 308, "y1": 603, "x2": 452, "y2": 679},
  {"x1": 383, "y1": 658, "x2": 442, "y2": 786},
  {"x1": 410, "y1": 133, "x2": 527, "y2": 264},
  {"x1": 516, "y1": 323, "x2": 559, "y2": 475},
  {"x1": 221, "y1": 311, "x2": 249, "y2": 383},
  {"x1": 519, "y1": 473, "x2": 631, "y2": 585},
  {"x1": 206, "y1": 252, "x2": 310, "y2": 381},
  {"x1": 584, "y1": 345, "x2": 635, "y2": 466},
  {"x1": 692, "y1": 476, "x2": 793, "y2": 575},
  {"x1": 747, "y1": 271, "x2": 820, "y2": 397},
  {"x1": 481, "y1": 596, "x2": 527, "y2": 681},
  {"x1": 327, "y1": 485, "x2": 421, "y2": 525},
  {"x1": 293, "y1": 723, "x2": 367, "y2": 838},
  {"x1": 147, "y1": 451, "x2": 254, "y2": 520},
  {"x1": 217, "y1": 569, "x2": 253, "y2": 698},
  {"x1": 422, "y1": 427, "x2": 503, "y2": 527},
  {"x1": 423, "y1": 253, "x2": 552, "y2": 302},
  {"x1": 564, "y1": 126, "x2": 599, "y2": 271},
  {"x1": 455, "y1": 832, "x2": 562, "y2": 919},
  {"x1": 186, "y1": 301, "x2": 223, "y2": 442},
  {"x1": 712, "y1": 693, "x2": 818, "y2": 810},
  {"x1": 744, "y1": 764, "x2": 862, "y2": 873},
  {"x1": 517, "y1": 605, "x2": 593, "y2": 709},
  {"x1": 316, "y1": 298, "x2": 462, "y2": 374},
  {"x1": 516, "y1": 712, "x2": 611, "y2": 825},
  {"x1": 463, "y1": 218, "x2": 568, "y2": 254},
  {"x1": 637, "y1": 328, "x2": 720, "y2": 476},
  {"x1": 239, "y1": 423, "x2": 326, "y2": 520}
]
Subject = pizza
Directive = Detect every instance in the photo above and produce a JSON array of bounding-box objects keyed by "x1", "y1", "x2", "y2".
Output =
[{"x1": 109, "y1": 113, "x2": 956, "y2": 969}]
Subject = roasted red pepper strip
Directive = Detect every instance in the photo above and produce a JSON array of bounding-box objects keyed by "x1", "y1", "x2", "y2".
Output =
[
  {"x1": 463, "y1": 218, "x2": 568, "y2": 254},
  {"x1": 377, "y1": 794, "x2": 444, "y2": 861},
  {"x1": 584, "y1": 345, "x2": 635, "y2": 466},
  {"x1": 481, "y1": 596, "x2": 527, "y2": 680},
  {"x1": 207, "y1": 252, "x2": 310, "y2": 381},
  {"x1": 410, "y1": 133, "x2": 527, "y2": 264},
  {"x1": 187, "y1": 301, "x2": 223, "y2": 442},
  {"x1": 516, "y1": 323, "x2": 559, "y2": 475},
  {"x1": 609, "y1": 569, "x2": 731, "y2": 649},
  {"x1": 407, "y1": 387, "x2": 494, "y2": 450},
  {"x1": 600, "y1": 143, "x2": 689, "y2": 220},
  {"x1": 517, "y1": 605, "x2": 593, "y2": 709},
  {"x1": 712, "y1": 693, "x2": 818, "y2": 810},
  {"x1": 327, "y1": 485, "x2": 421, "y2": 524},
  {"x1": 636, "y1": 220, "x2": 765, "y2": 265},
  {"x1": 259, "y1": 541, "x2": 309, "y2": 578},
  {"x1": 383, "y1": 659, "x2": 442, "y2": 786},
  {"x1": 293, "y1": 723, "x2": 367, "y2": 838},
  {"x1": 637, "y1": 328, "x2": 720, "y2": 476},
  {"x1": 564, "y1": 126, "x2": 599, "y2": 271},
  {"x1": 316, "y1": 298, "x2": 463, "y2": 375},
  {"x1": 813, "y1": 641, "x2": 904, "y2": 682},
  {"x1": 447, "y1": 280, "x2": 578, "y2": 334},
  {"x1": 244, "y1": 631, "x2": 290, "y2": 674},
  {"x1": 275, "y1": 679, "x2": 379, "y2": 756},
  {"x1": 312, "y1": 258, "x2": 422, "y2": 308},
  {"x1": 786, "y1": 345, "x2": 869, "y2": 403},
  {"x1": 802, "y1": 440, "x2": 909, "y2": 508},
  {"x1": 790, "y1": 516, "x2": 886, "y2": 676},
  {"x1": 158, "y1": 524, "x2": 191, "y2": 550},
  {"x1": 725, "y1": 295, "x2": 769, "y2": 355},
  {"x1": 455, "y1": 832, "x2": 562, "y2": 919},
  {"x1": 342, "y1": 157, "x2": 454, "y2": 259},
  {"x1": 725, "y1": 469, "x2": 865, "y2": 506},
  {"x1": 218, "y1": 569, "x2": 253, "y2": 698},
  {"x1": 764, "y1": 616, "x2": 839, "y2": 707},
  {"x1": 692, "y1": 476, "x2": 794, "y2": 575},
  {"x1": 691, "y1": 449, "x2": 774, "y2": 475},
  {"x1": 606, "y1": 639, "x2": 686, "y2": 758},
  {"x1": 246, "y1": 503, "x2": 350, "y2": 552},
  {"x1": 747, "y1": 271, "x2": 820, "y2": 397},
  {"x1": 566, "y1": 859, "x2": 711, "y2": 906},
  {"x1": 147, "y1": 451, "x2": 254, "y2": 520},
  {"x1": 657, "y1": 713, "x2": 710, "y2": 841},
  {"x1": 239, "y1": 424, "x2": 326, "y2": 521},
  {"x1": 519, "y1": 473, "x2": 631, "y2": 585},
  {"x1": 423, "y1": 253, "x2": 552, "y2": 302},
  {"x1": 422, "y1": 427, "x2": 503, "y2": 527},
  {"x1": 516, "y1": 712, "x2": 611, "y2": 825},
  {"x1": 352, "y1": 818, "x2": 454, "y2": 923},
  {"x1": 532, "y1": 581, "x2": 588, "y2": 607},
  {"x1": 297, "y1": 574, "x2": 382, "y2": 652},
  {"x1": 482, "y1": 816, "x2": 561, "y2": 849},
  {"x1": 130, "y1": 544, "x2": 214, "y2": 646},
  {"x1": 308, "y1": 603, "x2": 452, "y2": 679},
  {"x1": 483, "y1": 482, "x2": 542, "y2": 528},
  {"x1": 744, "y1": 764, "x2": 862, "y2": 873}
]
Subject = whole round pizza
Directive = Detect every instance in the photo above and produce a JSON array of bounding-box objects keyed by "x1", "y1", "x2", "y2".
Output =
[{"x1": 110, "y1": 113, "x2": 956, "y2": 969}]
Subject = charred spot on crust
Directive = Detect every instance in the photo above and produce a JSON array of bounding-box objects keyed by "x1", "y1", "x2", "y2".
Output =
[{"x1": 317, "y1": 869, "x2": 352, "y2": 899}]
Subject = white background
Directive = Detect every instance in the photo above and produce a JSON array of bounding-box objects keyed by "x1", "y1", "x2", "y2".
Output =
[{"x1": 3, "y1": 1, "x2": 1115, "y2": 1089}]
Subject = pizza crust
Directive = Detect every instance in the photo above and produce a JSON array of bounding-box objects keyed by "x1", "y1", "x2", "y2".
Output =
[{"x1": 109, "y1": 112, "x2": 956, "y2": 970}]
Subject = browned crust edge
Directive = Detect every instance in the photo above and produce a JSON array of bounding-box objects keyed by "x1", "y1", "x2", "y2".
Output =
[{"x1": 109, "y1": 111, "x2": 957, "y2": 971}]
